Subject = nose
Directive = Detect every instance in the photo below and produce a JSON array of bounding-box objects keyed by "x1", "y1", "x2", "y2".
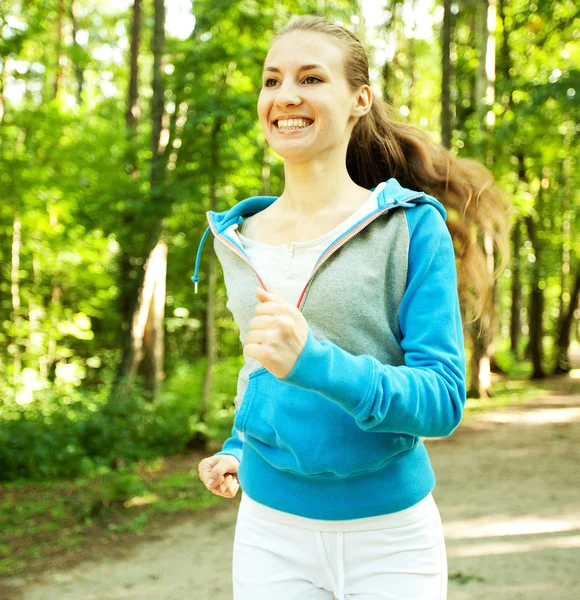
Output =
[{"x1": 274, "y1": 80, "x2": 303, "y2": 108}]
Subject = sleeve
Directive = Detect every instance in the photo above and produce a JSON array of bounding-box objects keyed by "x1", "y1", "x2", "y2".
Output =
[
  {"x1": 214, "y1": 424, "x2": 243, "y2": 463},
  {"x1": 277, "y1": 203, "x2": 466, "y2": 439}
]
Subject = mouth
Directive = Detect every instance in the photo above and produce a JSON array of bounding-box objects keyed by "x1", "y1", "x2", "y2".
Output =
[{"x1": 273, "y1": 119, "x2": 314, "y2": 134}]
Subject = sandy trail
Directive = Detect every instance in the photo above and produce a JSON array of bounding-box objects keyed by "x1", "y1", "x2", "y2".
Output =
[{"x1": 4, "y1": 377, "x2": 580, "y2": 600}]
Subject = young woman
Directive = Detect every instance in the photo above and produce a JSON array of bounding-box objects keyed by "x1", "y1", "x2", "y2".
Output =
[{"x1": 193, "y1": 15, "x2": 509, "y2": 600}]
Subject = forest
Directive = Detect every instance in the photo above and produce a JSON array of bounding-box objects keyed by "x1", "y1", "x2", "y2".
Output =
[
  {"x1": 0, "y1": 0, "x2": 579, "y2": 521},
  {"x1": 1, "y1": 0, "x2": 579, "y2": 477}
]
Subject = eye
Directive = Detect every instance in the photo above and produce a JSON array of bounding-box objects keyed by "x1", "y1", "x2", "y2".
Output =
[{"x1": 262, "y1": 75, "x2": 322, "y2": 87}]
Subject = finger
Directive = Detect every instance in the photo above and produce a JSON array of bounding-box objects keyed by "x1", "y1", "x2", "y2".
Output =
[
  {"x1": 256, "y1": 286, "x2": 285, "y2": 302},
  {"x1": 220, "y1": 474, "x2": 233, "y2": 493},
  {"x1": 245, "y1": 343, "x2": 271, "y2": 362},
  {"x1": 249, "y1": 315, "x2": 275, "y2": 330},
  {"x1": 198, "y1": 457, "x2": 217, "y2": 473},
  {"x1": 245, "y1": 329, "x2": 269, "y2": 346},
  {"x1": 255, "y1": 299, "x2": 282, "y2": 316},
  {"x1": 222, "y1": 480, "x2": 239, "y2": 498},
  {"x1": 204, "y1": 471, "x2": 224, "y2": 488}
]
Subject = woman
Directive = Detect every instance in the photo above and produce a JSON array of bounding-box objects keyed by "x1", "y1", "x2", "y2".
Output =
[{"x1": 193, "y1": 14, "x2": 509, "y2": 600}]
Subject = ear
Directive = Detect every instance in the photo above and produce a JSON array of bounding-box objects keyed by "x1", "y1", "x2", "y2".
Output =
[{"x1": 352, "y1": 84, "x2": 372, "y2": 119}]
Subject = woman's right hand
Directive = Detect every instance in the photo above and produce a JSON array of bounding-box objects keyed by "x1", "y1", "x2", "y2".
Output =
[{"x1": 197, "y1": 454, "x2": 240, "y2": 498}]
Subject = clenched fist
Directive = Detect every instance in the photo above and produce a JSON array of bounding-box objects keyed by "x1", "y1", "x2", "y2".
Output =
[
  {"x1": 244, "y1": 286, "x2": 309, "y2": 379},
  {"x1": 198, "y1": 454, "x2": 240, "y2": 498}
]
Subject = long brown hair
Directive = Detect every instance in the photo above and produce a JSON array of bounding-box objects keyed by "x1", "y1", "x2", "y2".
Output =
[{"x1": 272, "y1": 15, "x2": 511, "y2": 323}]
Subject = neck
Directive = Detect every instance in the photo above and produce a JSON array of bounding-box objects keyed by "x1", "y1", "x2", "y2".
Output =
[{"x1": 276, "y1": 154, "x2": 368, "y2": 218}]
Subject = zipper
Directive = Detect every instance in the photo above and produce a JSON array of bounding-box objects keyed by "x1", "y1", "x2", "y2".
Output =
[
  {"x1": 206, "y1": 215, "x2": 270, "y2": 292},
  {"x1": 209, "y1": 192, "x2": 424, "y2": 311},
  {"x1": 296, "y1": 193, "x2": 424, "y2": 308}
]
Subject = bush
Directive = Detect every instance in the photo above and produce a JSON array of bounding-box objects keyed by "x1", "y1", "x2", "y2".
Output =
[{"x1": 0, "y1": 357, "x2": 241, "y2": 482}]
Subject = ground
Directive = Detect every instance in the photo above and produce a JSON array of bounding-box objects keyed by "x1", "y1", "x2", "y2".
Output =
[{"x1": 3, "y1": 376, "x2": 580, "y2": 600}]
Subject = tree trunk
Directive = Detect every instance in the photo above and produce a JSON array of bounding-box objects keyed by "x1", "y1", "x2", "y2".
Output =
[
  {"x1": 407, "y1": 0, "x2": 416, "y2": 117},
  {"x1": 125, "y1": 0, "x2": 141, "y2": 174},
  {"x1": 441, "y1": 0, "x2": 452, "y2": 149},
  {"x1": 509, "y1": 218, "x2": 522, "y2": 354},
  {"x1": 555, "y1": 149, "x2": 571, "y2": 339},
  {"x1": 109, "y1": 0, "x2": 167, "y2": 402},
  {"x1": 132, "y1": 0, "x2": 167, "y2": 395},
  {"x1": 132, "y1": 240, "x2": 167, "y2": 395},
  {"x1": 69, "y1": 0, "x2": 85, "y2": 105},
  {"x1": 467, "y1": 239, "x2": 493, "y2": 397},
  {"x1": 523, "y1": 212, "x2": 545, "y2": 379},
  {"x1": 54, "y1": 0, "x2": 64, "y2": 98},
  {"x1": 200, "y1": 118, "x2": 224, "y2": 421},
  {"x1": 554, "y1": 271, "x2": 580, "y2": 373},
  {"x1": 115, "y1": 0, "x2": 142, "y2": 394},
  {"x1": 468, "y1": 0, "x2": 497, "y2": 397}
]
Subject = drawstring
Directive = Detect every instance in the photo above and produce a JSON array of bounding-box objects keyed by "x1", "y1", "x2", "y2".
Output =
[
  {"x1": 191, "y1": 216, "x2": 243, "y2": 293},
  {"x1": 315, "y1": 531, "x2": 345, "y2": 600},
  {"x1": 190, "y1": 225, "x2": 211, "y2": 294}
]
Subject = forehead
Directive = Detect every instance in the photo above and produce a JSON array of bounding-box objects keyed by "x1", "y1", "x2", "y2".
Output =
[{"x1": 264, "y1": 30, "x2": 345, "y2": 74}]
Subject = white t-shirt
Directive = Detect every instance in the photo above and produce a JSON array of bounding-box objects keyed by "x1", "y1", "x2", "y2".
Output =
[{"x1": 228, "y1": 186, "x2": 382, "y2": 306}]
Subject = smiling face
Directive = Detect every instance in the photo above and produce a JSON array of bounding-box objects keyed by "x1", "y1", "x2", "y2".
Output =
[{"x1": 257, "y1": 30, "x2": 370, "y2": 163}]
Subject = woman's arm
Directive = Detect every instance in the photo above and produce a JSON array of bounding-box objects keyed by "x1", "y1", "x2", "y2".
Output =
[
  {"x1": 214, "y1": 424, "x2": 243, "y2": 462},
  {"x1": 278, "y1": 203, "x2": 466, "y2": 439}
]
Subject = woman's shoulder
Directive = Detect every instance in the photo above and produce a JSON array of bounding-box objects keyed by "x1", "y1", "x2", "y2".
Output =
[{"x1": 403, "y1": 200, "x2": 448, "y2": 241}]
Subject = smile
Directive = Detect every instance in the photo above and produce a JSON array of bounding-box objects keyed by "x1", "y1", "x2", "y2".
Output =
[{"x1": 274, "y1": 119, "x2": 314, "y2": 133}]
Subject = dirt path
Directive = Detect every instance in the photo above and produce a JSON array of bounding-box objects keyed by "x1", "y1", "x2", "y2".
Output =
[{"x1": 4, "y1": 376, "x2": 580, "y2": 600}]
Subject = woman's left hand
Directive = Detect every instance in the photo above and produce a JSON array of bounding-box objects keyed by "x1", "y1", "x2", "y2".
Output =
[{"x1": 244, "y1": 287, "x2": 310, "y2": 379}]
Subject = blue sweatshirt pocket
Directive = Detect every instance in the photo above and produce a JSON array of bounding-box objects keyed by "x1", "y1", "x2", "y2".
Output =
[{"x1": 234, "y1": 367, "x2": 419, "y2": 478}]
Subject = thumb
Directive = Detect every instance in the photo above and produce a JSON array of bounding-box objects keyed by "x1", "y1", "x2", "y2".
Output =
[
  {"x1": 256, "y1": 286, "x2": 280, "y2": 303},
  {"x1": 203, "y1": 456, "x2": 231, "y2": 487}
]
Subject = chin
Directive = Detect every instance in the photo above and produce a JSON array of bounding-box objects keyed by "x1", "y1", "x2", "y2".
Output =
[{"x1": 267, "y1": 141, "x2": 318, "y2": 162}]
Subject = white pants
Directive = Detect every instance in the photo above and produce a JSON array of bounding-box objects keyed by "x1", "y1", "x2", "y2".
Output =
[{"x1": 232, "y1": 491, "x2": 447, "y2": 600}]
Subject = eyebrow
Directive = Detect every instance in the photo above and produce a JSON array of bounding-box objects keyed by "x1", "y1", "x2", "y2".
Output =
[{"x1": 262, "y1": 64, "x2": 326, "y2": 74}]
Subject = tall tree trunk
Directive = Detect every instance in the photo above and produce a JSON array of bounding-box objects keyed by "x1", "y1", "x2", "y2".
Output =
[
  {"x1": 69, "y1": 0, "x2": 84, "y2": 105},
  {"x1": 197, "y1": 64, "x2": 235, "y2": 426},
  {"x1": 200, "y1": 116, "x2": 224, "y2": 422},
  {"x1": 509, "y1": 217, "x2": 522, "y2": 354},
  {"x1": 554, "y1": 271, "x2": 580, "y2": 373},
  {"x1": 556, "y1": 149, "x2": 571, "y2": 337},
  {"x1": 191, "y1": 63, "x2": 236, "y2": 445},
  {"x1": 441, "y1": 0, "x2": 452, "y2": 149},
  {"x1": 130, "y1": 240, "x2": 167, "y2": 395},
  {"x1": 523, "y1": 187, "x2": 545, "y2": 379},
  {"x1": 499, "y1": 0, "x2": 520, "y2": 358},
  {"x1": 54, "y1": 0, "x2": 64, "y2": 98},
  {"x1": 407, "y1": 0, "x2": 416, "y2": 116},
  {"x1": 468, "y1": 0, "x2": 497, "y2": 397},
  {"x1": 110, "y1": 0, "x2": 167, "y2": 402},
  {"x1": 125, "y1": 0, "x2": 141, "y2": 174},
  {"x1": 115, "y1": 0, "x2": 142, "y2": 394},
  {"x1": 133, "y1": 0, "x2": 167, "y2": 396}
]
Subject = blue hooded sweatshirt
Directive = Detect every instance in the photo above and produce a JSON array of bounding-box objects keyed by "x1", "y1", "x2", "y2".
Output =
[{"x1": 191, "y1": 178, "x2": 466, "y2": 520}]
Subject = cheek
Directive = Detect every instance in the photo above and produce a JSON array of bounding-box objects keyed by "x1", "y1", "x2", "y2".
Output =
[{"x1": 257, "y1": 93, "x2": 270, "y2": 120}]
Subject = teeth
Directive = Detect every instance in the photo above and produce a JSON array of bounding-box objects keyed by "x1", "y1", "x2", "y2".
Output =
[{"x1": 277, "y1": 118, "x2": 312, "y2": 129}]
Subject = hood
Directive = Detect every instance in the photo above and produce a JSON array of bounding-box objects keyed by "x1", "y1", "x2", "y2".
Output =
[{"x1": 190, "y1": 178, "x2": 446, "y2": 291}]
